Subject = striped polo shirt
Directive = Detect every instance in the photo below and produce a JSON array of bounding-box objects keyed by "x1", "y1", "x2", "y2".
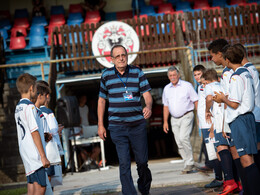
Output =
[{"x1": 99, "y1": 65, "x2": 151, "y2": 126}]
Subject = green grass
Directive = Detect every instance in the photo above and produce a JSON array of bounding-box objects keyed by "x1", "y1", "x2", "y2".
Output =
[{"x1": 0, "y1": 187, "x2": 27, "y2": 195}]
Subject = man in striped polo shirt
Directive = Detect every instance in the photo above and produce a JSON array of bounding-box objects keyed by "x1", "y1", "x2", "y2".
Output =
[{"x1": 97, "y1": 45, "x2": 153, "y2": 195}]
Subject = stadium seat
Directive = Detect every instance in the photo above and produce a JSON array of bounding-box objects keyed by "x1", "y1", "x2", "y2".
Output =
[
  {"x1": 29, "y1": 35, "x2": 46, "y2": 47},
  {"x1": 51, "y1": 5, "x2": 65, "y2": 15},
  {"x1": 132, "y1": 0, "x2": 146, "y2": 9},
  {"x1": 11, "y1": 27, "x2": 27, "y2": 37},
  {"x1": 67, "y1": 13, "x2": 84, "y2": 26},
  {"x1": 176, "y1": 2, "x2": 192, "y2": 12},
  {"x1": 84, "y1": 11, "x2": 101, "y2": 24},
  {"x1": 194, "y1": 0, "x2": 210, "y2": 10},
  {"x1": 116, "y1": 10, "x2": 133, "y2": 20},
  {"x1": 212, "y1": 0, "x2": 227, "y2": 8},
  {"x1": 158, "y1": 3, "x2": 174, "y2": 14},
  {"x1": 0, "y1": 19, "x2": 11, "y2": 30},
  {"x1": 140, "y1": 6, "x2": 156, "y2": 16},
  {"x1": 13, "y1": 18, "x2": 30, "y2": 28},
  {"x1": 49, "y1": 14, "x2": 66, "y2": 26},
  {"x1": 149, "y1": 0, "x2": 164, "y2": 7},
  {"x1": 14, "y1": 8, "x2": 29, "y2": 18},
  {"x1": 32, "y1": 16, "x2": 48, "y2": 26},
  {"x1": 47, "y1": 33, "x2": 62, "y2": 46},
  {"x1": 0, "y1": 28, "x2": 8, "y2": 39},
  {"x1": 230, "y1": 0, "x2": 246, "y2": 5},
  {"x1": 29, "y1": 26, "x2": 45, "y2": 36},
  {"x1": 69, "y1": 4, "x2": 83, "y2": 14},
  {"x1": 10, "y1": 36, "x2": 26, "y2": 50}
]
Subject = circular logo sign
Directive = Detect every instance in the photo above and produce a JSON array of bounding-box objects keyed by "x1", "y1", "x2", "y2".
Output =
[{"x1": 92, "y1": 21, "x2": 140, "y2": 68}]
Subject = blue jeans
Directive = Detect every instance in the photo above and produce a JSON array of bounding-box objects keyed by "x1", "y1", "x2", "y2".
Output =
[{"x1": 108, "y1": 121, "x2": 152, "y2": 195}]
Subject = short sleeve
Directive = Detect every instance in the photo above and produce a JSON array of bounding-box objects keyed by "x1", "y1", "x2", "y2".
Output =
[
  {"x1": 26, "y1": 105, "x2": 39, "y2": 133},
  {"x1": 228, "y1": 76, "x2": 243, "y2": 103},
  {"x1": 205, "y1": 85, "x2": 214, "y2": 97},
  {"x1": 139, "y1": 70, "x2": 151, "y2": 94},
  {"x1": 188, "y1": 83, "x2": 198, "y2": 102},
  {"x1": 99, "y1": 74, "x2": 108, "y2": 99},
  {"x1": 162, "y1": 87, "x2": 169, "y2": 106}
]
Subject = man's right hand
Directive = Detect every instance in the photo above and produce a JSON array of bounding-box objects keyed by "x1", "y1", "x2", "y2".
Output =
[
  {"x1": 98, "y1": 125, "x2": 107, "y2": 141},
  {"x1": 163, "y1": 122, "x2": 169, "y2": 134},
  {"x1": 41, "y1": 156, "x2": 50, "y2": 168}
]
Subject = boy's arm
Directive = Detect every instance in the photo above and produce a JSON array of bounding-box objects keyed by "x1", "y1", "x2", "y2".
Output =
[
  {"x1": 208, "y1": 124, "x2": 214, "y2": 139},
  {"x1": 31, "y1": 131, "x2": 50, "y2": 168},
  {"x1": 213, "y1": 91, "x2": 239, "y2": 109},
  {"x1": 205, "y1": 95, "x2": 213, "y2": 124}
]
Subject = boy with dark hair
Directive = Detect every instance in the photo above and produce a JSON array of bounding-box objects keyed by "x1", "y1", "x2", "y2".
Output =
[
  {"x1": 214, "y1": 45, "x2": 260, "y2": 194},
  {"x1": 193, "y1": 65, "x2": 223, "y2": 189},
  {"x1": 36, "y1": 81, "x2": 64, "y2": 188},
  {"x1": 15, "y1": 73, "x2": 50, "y2": 195}
]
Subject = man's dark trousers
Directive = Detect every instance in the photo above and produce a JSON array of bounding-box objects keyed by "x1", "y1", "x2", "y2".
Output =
[{"x1": 108, "y1": 121, "x2": 152, "y2": 195}]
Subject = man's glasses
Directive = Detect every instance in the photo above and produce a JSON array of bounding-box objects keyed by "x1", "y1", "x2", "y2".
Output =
[{"x1": 112, "y1": 54, "x2": 127, "y2": 60}]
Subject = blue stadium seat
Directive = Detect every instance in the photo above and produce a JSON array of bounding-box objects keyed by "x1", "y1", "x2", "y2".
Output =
[
  {"x1": 51, "y1": 5, "x2": 65, "y2": 15},
  {"x1": 0, "y1": 28, "x2": 8, "y2": 39},
  {"x1": 67, "y1": 13, "x2": 84, "y2": 26},
  {"x1": 140, "y1": 6, "x2": 156, "y2": 16},
  {"x1": 29, "y1": 26, "x2": 45, "y2": 36},
  {"x1": 167, "y1": 0, "x2": 179, "y2": 6},
  {"x1": 176, "y1": 2, "x2": 192, "y2": 12},
  {"x1": 132, "y1": 0, "x2": 146, "y2": 9},
  {"x1": 212, "y1": 0, "x2": 228, "y2": 7},
  {"x1": 0, "y1": 19, "x2": 11, "y2": 30},
  {"x1": 29, "y1": 35, "x2": 46, "y2": 48},
  {"x1": 32, "y1": 16, "x2": 48, "y2": 26},
  {"x1": 14, "y1": 8, "x2": 29, "y2": 18}
]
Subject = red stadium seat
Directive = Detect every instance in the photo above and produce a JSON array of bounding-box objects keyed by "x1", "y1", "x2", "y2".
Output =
[
  {"x1": 13, "y1": 18, "x2": 30, "y2": 28},
  {"x1": 230, "y1": 0, "x2": 246, "y2": 5},
  {"x1": 84, "y1": 11, "x2": 101, "y2": 24},
  {"x1": 194, "y1": 0, "x2": 210, "y2": 10},
  {"x1": 149, "y1": 0, "x2": 164, "y2": 7},
  {"x1": 11, "y1": 27, "x2": 27, "y2": 37},
  {"x1": 10, "y1": 36, "x2": 26, "y2": 50},
  {"x1": 69, "y1": 4, "x2": 83, "y2": 14},
  {"x1": 49, "y1": 14, "x2": 65, "y2": 26},
  {"x1": 158, "y1": 3, "x2": 174, "y2": 14}
]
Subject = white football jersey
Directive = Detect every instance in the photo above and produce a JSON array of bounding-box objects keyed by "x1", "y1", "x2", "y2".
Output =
[
  {"x1": 205, "y1": 82, "x2": 225, "y2": 133},
  {"x1": 40, "y1": 106, "x2": 64, "y2": 156},
  {"x1": 197, "y1": 84, "x2": 212, "y2": 129},
  {"x1": 220, "y1": 67, "x2": 234, "y2": 96},
  {"x1": 226, "y1": 67, "x2": 255, "y2": 123},
  {"x1": 244, "y1": 62, "x2": 260, "y2": 122},
  {"x1": 14, "y1": 98, "x2": 45, "y2": 176}
]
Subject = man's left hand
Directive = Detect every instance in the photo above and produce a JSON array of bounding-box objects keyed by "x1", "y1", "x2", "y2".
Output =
[{"x1": 143, "y1": 107, "x2": 152, "y2": 119}]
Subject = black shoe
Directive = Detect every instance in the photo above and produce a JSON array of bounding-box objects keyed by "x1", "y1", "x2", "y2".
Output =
[{"x1": 204, "y1": 179, "x2": 223, "y2": 188}]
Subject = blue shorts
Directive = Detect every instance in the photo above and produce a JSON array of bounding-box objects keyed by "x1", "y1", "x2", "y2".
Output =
[
  {"x1": 201, "y1": 128, "x2": 210, "y2": 142},
  {"x1": 46, "y1": 165, "x2": 55, "y2": 176},
  {"x1": 27, "y1": 167, "x2": 47, "y2": 187},
  {"x1": 256, "y1": 122, "x2": 260, "y2": 143},
  {"x1": 214, "y1": 131, "x2": 230, "y2": 148},
  {"x1": 229, "y1": 112, "x2": 258, "y2": 157}
]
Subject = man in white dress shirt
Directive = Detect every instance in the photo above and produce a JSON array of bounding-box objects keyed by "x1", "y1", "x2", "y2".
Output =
[{"x1": 162, "y1": 66, "x2": 198, "y2": 173}]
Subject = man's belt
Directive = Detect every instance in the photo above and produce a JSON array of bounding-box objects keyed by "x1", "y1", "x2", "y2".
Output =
[{"x1": 173, "y1": 110, "x2": 193, "y2": 119}]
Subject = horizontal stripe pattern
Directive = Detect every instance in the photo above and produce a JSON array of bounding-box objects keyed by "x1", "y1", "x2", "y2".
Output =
[{"x1": 99, "y1": 65, "x2": 151, "y2": 125}]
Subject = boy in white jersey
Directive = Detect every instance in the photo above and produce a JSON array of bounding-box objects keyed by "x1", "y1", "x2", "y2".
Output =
[
  {"x1": 233, "y1": 43, "x2": 260, "y2": 170},
  {"x1": 193, "y1": 65, "x2": 223, "y2": 188},
  {"x1": 214, "y1": 46, "x2": 260, "y2": 194},
  {"x1": 203, "y1": 69, "x2": 242, "y2": 194},
  {"x1": 38, "y1": 80, "x2": 64, "y2": 187},
  {"x1": 15, "y1": 73, "x2": 50, "y2": 195},
  {"x1": 35, "y1": 81, "x2": 62, "y2": 190}
]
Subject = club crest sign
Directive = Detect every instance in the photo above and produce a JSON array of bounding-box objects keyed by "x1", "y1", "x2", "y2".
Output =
[{"x1": 92, "y1": 21, "x2": 140, "y2": 68}]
